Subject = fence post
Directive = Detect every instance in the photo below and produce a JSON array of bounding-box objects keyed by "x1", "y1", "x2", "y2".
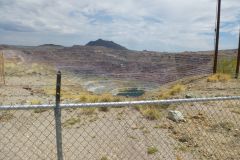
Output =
[
  {"x1": 54, "y1": 71, "x2": 63, "y2": 160},
  {"x1": 0, "y1": 52, "x2": 5, "y2": 85},
  {"x1": 235, "y1": 29, "x2": 240, "y2": 78}
]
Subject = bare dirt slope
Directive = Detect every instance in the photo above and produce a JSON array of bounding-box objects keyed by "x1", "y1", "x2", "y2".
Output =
[
  {"x1": 0, "y1": 46, "x2": 239, "y2": 160},
  {"x1": 0, "y1": 58, "x2": 240, "y2": 159}
]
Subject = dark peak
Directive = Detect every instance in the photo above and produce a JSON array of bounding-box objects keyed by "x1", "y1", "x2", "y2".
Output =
[
  {"x1": 86, "y1": 39, "x2": 127, "y2": 50},
  {"x1": 0, "y1": 44, "x2": 9, "y2": 49},
  {"x1": 39, "y1": 44, "x2": 63, "y2": 47},
  {"x1": 72, "y1": 45, "x2": 83, "y2": 48}
]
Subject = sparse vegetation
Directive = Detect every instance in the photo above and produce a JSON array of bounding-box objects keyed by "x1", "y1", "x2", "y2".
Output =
[
  {"x1": 45, "y1": 88, "x2": 124, "y2": 103},
  {"x1": 100, "y1": 156, "x2": 108, "y2": 160},
  {"x1": 0, "y1": 111, "x2": 14, "y2": 122},
  {"x1": 98, "y1": 107, "x2": 109, "y2": 112},
  {"x1": 147, "y1": 146, "x2": 158, "y2": 155},
  {"x1": 177, "y1": 145, "x2": 188, "y2": 152},
  {"x1": 128, "y1": 135, "x2": 137, "y2": 140},
  {"x1": 217, "y1": 57, "x2": 236, "y2": 74},
  {"x1": 139, "y1": 106, "x2": 161, "y2": 120},
  {"x1": 62, "y1": 117, "x2": 81, "y2": 127},
  {"x1": 28, "y1": 99, "x2": 42, "y2": 105},
  {"x1": 33, "y1": 108, "x2": 48, "y2": 113},
  {"x1": 178, "y1": 134, "x2": 192, "y2": 143},
  {"x1": 81, "y1": 108, "x2": 96, "y2": 115},
  {"x1": 210, "y1": 121, "x2": 235, "y2": 132},
  {"x1": 231, "y1": 108, "x2": 240, "y2": 114},
  {"x1": 176, "y1": 155, "x2": 184, "y2": 160},
  {"x1": 207, "y1": 73, "x2": 231, "y2": 82},
  {"x1": 169, "y1": 84, "x2": 185, "y2": 96},
  {"x1": 156, "y1": 84, "x2": 185, "y2": 99},
  {"x1": 5, "y1": 62, "x2": 55, "y2": 76}
]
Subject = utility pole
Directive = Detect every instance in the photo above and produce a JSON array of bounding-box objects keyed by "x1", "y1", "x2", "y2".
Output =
[
  {"x1": 213, "y1": 0, "x2": 221, "y2": 73},
  {"x1": 235, "y1": 29, "x2": 240, "y2": 78}
]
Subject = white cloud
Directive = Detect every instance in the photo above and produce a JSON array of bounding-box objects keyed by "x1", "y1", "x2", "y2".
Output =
[{"x1": 0, "y1": 0, "x2": 239, "y2": 51}]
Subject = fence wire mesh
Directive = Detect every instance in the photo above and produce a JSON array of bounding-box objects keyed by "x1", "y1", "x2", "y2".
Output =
[
  {"x1": 0, "y1": 109, "x2": 56, "y2": 160},
  {"x1": 0, "y1": 98, "x2": 240, "y2": 160}
]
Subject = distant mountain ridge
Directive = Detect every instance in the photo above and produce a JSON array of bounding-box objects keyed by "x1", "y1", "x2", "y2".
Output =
[
  {"x1": 39, "y1": 44, "x2": 63, "y2": 47},
  {"x1": 86, "y1": 39, "x2": 127, "y2": 50}
]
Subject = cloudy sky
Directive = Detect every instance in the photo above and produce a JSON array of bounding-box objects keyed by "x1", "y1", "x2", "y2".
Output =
[{"x1": 0, "y1": 0, "x2": 239, "y2": 52}]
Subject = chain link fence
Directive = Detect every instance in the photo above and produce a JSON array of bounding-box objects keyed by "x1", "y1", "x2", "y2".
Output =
[{"x1": 0, "y1": 97, "x2": 240, "y2": 160}]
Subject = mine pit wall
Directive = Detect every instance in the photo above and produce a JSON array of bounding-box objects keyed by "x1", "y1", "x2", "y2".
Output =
[
  {"x1": 174, "y1": 54, "x2": 213, "y2": 81},
  {"x1": 1, "y1": 48, "x2": 214, "y2": 86}
]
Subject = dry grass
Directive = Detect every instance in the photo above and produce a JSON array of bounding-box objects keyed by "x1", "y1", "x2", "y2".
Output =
[
  {"x1": 81, "y1": 108, "x2": 96, "y2": 115},
  {"x1": 33, "y1": 108, "x2": 48, "y2": 113},
  {"x1": 147, "y1": 146, "x2": 158, "y2": 154},
  {"x1": 176, "y1": 155, "x2": 184, "y2": 160},
  {"x1": 98, "y1": 107, "x2": 109, "y2": 112},
  {"x1": 100, "y1": 156, "x2": 108, "y2": 160},
  {"x1": 43, "y1": 87, "x2": 56, "y2": 96},
  {"x1": 135, "y1": 84, "x2": 184, "y2": 120},
  {"x1": 0, "y1": 111, "x2": 14, "y2": 122},
  {"x1": 45, "y1": 87, "x2": 124, "y2": 103},
  {"x1": 168, "y1": 84, "x2": 185, "y2": 96},
  {"x1": 217, "y1": 57, "x2": 236, "y2": 74},
  {"x1": 207, "y1": 73, "x2": 231, "y2": 82},
  {"x1": 28, "y1": 99, "x2": 41, "y2": 105},
  {"x1": 5, "y1": 62, "x2": 55, "y2": 76},
  {"x1": 156, "y1": 84, "x2": 185, "y2": 99},
  {"x1": 139, "y1": 106, "x2": 161, "y2": 120},
  {"x1": 210, "y1": 121, "x2": 235, "y2": 132},
  {"x1": 231, "y1": 108, "x2": 240, "y2": 114},
  {"x1": 62, "y1": 117, "x2": 81, "y2": 127}
]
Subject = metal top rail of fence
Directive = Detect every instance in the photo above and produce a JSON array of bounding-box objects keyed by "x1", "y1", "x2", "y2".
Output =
[{"x1": 1, "y1": 96, "x2": 240, "y2": 110}]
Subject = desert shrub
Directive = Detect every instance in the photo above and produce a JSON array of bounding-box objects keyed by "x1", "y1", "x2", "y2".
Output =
[
  {"x1": 100, "y1": 156, "x2": 108, "y2": 160},
  {"x1": 34, "y1": 108, "x2": 48, "y2": 113},
  {"x1": 157, "y1": 84, "x2": 185, "y2": 99},
  {"x1": 43, "y1": 88, "x2": 55, "y2": 96},
  {"x1": 28, "y1": 99, "x2": 41, "y2": 105},
  {"x1": 0, "y1": 111, "x2": 14, "y2": 122},
  {"x1": 207, "y1": 73, "x2": 231, "y2": 82},
  {"x1": 231, "y1": 108, "x2": 240, "y2": 114},
  {"x1": 98, "y1": 107, "x2": 109, "y2": 112},
  {"x1": 210, "y1": 121, "x2": 234, "y2": 132},
  {"x1": 98, "y1": 94, "x2": 114, "y2": 102},
  {"x1": 79, "y1": 95, "x2": 88, "y2": 102},
  {"x1": 87, "y1": 95, "x2": 99, "y2": 103},
  {"x1": 81, "y1": 108, "x2": 96, "y2": 115},
  {"x1": 62, "y1": 117, "x2": 80, "y2": 127},
  {"x1": 5, "y1": 62, "x2": 24, "y2": 76},
  {"x1": 169, "y1": 84, "x2": 185, "y2": 95},
  {"x1": 60, "y1": 89, "x2": 123, "y2": 103},
  {"x1": 217, "y1": 57, "x2": 236, "y2": 74},
  {"x1": 147, "y1": 146, "x2": 158, "y2": 154},
  {"x1": 139, "y1": 106, "x2": 161, "y2": 120}
]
